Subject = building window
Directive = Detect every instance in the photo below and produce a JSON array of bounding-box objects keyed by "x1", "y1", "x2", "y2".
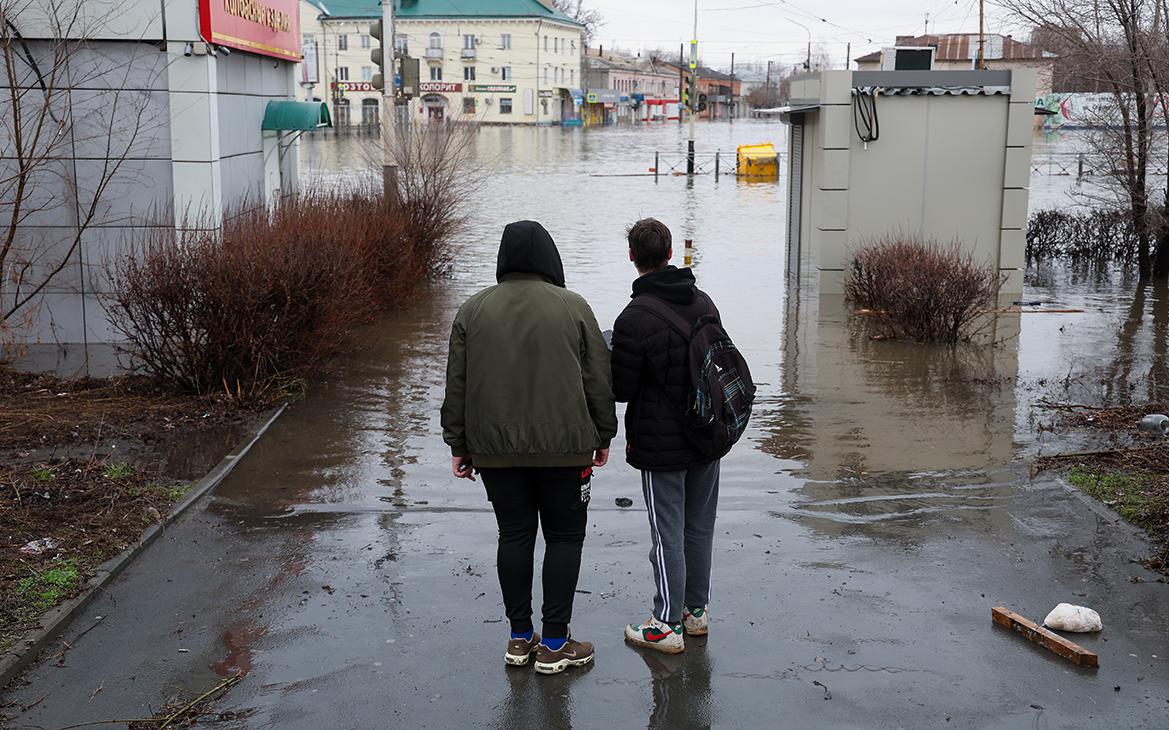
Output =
[
  {"x1": 429, "y1": 32, "x2": 442, "y2": 49},
  {"x1": 338, "y1": 66, "x2": 349, "y2": 81},
  {"x1": 362, "y1": 98, "x2": 379, "y2": 125},
  {"x1": 464, "y1": 34, "x2": 476, "y2": 49},
  {"x1": 430, "y1": 66, "x2": 443, "y2": 81},
  {"x1": 394, "y1": 33, "x2": 409, "y2": 55},
  {"x1": 464, "y1": 66, "x2": 476, "y2": 81},
  {"x1": 554, "y1": 37, "x2": 559, "y2": 53},
  {"x1": 571, "y1": 40, "x2": 576, "y2": 52},
  {"x1": 500, "y1": 33, "x2": 511, "y2": 49},
  {"x1": 544, "y1": 66, "x2": 549, "y2": 83},
  {"x1": 463, "y1": 97, "x2": 476, "y2": 114},
  {"x1": 362, "y1": 66, "x2": 372, "y2": 81},
  {"x1": 543, "y1": 36, "x2": 548, "y2": 51},
  {"x1": 338, "y1": 34, "x2": 348, "y2": 51},
  {"x1": 502, "y1": 66, "x2": 512, "y2": 81},
  {"x1": 361, "y1": 35, "x2": 370, "y2": 49},
  {"x1": 571, "y1": 69, "x2": 575, "y2": 85},
  {"x1": 500, "y1": 97, "x2": 513, "y2": 114}
]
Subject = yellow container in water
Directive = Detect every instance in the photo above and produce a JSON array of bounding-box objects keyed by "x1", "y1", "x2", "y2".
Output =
[{"x1": 737, "y1": 143, "x2": 779, "y2": 180}]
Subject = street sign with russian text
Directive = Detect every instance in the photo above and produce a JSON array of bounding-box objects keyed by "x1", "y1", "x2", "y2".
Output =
[
  {"x1": 469, "y1": 84, "x2": 516, "y2": 93},
  {"x1": 419, "y1": 82, "x2": 463, "y2": 93}
]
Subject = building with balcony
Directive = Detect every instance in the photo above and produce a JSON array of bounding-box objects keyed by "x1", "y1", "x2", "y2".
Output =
[{"x1": 299, "y1": 0, "x2": 584, "y2": 125}]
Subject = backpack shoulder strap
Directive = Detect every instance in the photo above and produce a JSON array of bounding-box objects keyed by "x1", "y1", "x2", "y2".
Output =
[{"x1": 629, "y1": 295, "x2": 693, "y2": 339}]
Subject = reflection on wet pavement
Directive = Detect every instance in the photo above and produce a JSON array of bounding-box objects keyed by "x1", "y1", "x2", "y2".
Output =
[{"x1": 4, "y1": 123, "x2": 1168, "y2": 728}]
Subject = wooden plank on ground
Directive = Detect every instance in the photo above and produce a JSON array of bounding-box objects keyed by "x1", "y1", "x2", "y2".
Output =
[{"x1": 992, "y1": 606, "x2": 1100, "y2": 668}]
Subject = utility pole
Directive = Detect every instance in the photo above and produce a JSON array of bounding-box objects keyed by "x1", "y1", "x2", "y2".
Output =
[
  {"x1": 924, "y1": 11, "x2": 929, "y2": 36},
  {"x1": 687, "y1": 0, "x2": 697, "y2": 176},
  {"x1": 382, "y1": 0, "x2": 399, "y2": 198},
  {"x1": 845, "y1": 42, "x2": 850, "y2": 70},
  {"x1": 978, "y1": 0, "x2": 986, "y2": 69},
  {"x1": 678, "y1": 43, "x2": 684, "y2": 125}
]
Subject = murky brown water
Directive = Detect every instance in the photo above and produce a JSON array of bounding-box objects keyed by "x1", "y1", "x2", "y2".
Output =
[{"x1": 291, "y1": 121, "x2": 1169, "y2": 530}]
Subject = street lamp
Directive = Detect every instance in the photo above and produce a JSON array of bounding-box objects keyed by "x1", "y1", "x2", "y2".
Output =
[{"x1": 785, "y1": 17, "x2": 812, "y2": 72}]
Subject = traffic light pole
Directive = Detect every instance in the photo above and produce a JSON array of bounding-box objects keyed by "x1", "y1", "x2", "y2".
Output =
[
  {"x1": 687, "y1": 1, "x2": 697, "y2": 176},
  {"x1": 382, "y1": 0, "x2": 399, "y2": 200}
]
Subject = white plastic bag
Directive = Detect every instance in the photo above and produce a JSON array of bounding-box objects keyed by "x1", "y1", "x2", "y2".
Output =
[{"x1": 1043, "y1": 603, "x2": 1103, "y2": 633}]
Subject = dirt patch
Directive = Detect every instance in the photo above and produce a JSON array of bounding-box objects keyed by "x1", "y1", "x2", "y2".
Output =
[
  {"x1": 0, "y1": 368, "x2": 260, "y2": 651},
  {"x1": 1036, "y1": 400, "x2": 1169, "y2": 574}
]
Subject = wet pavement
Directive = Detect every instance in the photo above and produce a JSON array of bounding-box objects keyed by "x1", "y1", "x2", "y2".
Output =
[{"x1": 4, "y1": 122, "x2": 1169, "y2": 728}]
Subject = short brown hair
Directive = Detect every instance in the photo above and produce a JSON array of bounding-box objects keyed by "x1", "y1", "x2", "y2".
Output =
[{"x1": 627, "y1": 218, "x2": 672, "y2": 271}]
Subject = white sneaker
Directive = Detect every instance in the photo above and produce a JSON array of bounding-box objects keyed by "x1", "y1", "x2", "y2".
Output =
[
  {"x1": 624, "y1": 616, "x2": 685, "y2": 654},
  {"x1": 682, "y1": 606, "x2": 708, "y2": 637}
]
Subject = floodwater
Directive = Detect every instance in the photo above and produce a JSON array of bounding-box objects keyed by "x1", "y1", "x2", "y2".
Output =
[{"x1": 5, "y1": 121, "x2": 1169, "y2": 728}]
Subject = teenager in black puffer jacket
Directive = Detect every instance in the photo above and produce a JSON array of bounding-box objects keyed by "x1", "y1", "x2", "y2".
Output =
[
  {"x1": 610, "y1": 264, "x2": 724, "y2": 471},
  {"x1": 610, "y1": 218, "x2": 727, "y2": 655}
]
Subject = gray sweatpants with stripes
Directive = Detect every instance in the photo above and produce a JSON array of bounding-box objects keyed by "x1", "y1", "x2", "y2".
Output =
[{"x1": 640, "y1": 460, "x2": 721, "y2": 625}]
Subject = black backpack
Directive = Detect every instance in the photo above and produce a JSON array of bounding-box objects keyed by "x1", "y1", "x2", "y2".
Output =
[{"x1": 631, "y1": 294, "x2": 756, "y2": 457}]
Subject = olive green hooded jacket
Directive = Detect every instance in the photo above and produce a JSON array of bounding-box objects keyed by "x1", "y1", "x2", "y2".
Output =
[{"x1": 441, "y1": 221, "x2": 617, "y2": 468}]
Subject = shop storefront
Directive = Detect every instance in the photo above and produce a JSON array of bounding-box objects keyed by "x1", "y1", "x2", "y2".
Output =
[{"x1": 583, "y1": 89, "x2": 619, "y2": 127}]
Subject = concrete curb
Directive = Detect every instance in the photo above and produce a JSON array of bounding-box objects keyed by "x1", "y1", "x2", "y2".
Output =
[{"x1": 0, "y1": 403, "x2": 288, "y2": 690}]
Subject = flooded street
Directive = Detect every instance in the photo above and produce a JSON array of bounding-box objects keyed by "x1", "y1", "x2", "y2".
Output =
[{"x1": 6, "y1": 122, "x2": 1169, "y2": 728}]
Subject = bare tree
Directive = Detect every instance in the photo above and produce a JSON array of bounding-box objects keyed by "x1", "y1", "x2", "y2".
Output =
[
  {"x1": 1003, "y1": 0, "x2": 1169, "y2": 279},
  {"x1": 554, "y1": 0, "x2": 605, "y2": 45},
  {"x1": 1, "y1": 0, "x2": 159, "y2": 350}
]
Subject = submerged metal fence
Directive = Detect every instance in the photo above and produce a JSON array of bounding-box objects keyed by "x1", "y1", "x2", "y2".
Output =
[{"x1": 1031, "y1": 152, "x2": 1169, "y2": 179}]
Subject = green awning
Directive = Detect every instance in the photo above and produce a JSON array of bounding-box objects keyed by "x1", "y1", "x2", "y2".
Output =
[{"x1": 262, "y1": 101, "x2": 332, "y2": 131}]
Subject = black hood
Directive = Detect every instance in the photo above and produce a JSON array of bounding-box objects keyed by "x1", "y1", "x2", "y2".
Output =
[
  {"x1": 631, "y1": 265, "x2": 697, "y2": 305},
  {"x1": 496, "y1": 221, "x2": 566, "y2": 288}
]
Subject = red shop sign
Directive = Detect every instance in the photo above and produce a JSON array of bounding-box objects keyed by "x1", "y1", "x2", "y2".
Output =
[{"x1": 199, "y1": 0, "x2": 301, "y2": 61}]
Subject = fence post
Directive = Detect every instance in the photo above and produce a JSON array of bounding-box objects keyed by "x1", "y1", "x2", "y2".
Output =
[
  {"x1": 715, "y1": 151, "x2": 720, "y2": 181},
  {"x1": 1077, "y1": 152, "x2": 1084, "y2": 180},
  {"x1": 655, "y1": 152, "x2": 659, "y2": 184}
]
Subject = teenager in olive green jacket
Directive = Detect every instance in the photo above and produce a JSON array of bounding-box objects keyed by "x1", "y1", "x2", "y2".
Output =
[{"x1": 441, "y1": 220, "x2": 617, "y2": 675}]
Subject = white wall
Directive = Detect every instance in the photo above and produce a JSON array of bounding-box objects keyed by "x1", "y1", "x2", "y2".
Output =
[{"x1": 3, "y1": 0, "x2": 300, "y2": 363}]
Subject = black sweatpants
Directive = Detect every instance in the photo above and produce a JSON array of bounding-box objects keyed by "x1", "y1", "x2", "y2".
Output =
[{"x1": 481, "y1": 466, "x2": 591, "y2": 640}]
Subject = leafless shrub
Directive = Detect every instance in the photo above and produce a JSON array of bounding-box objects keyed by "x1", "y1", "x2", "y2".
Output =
[
  {"x1": 389, "y1": 121, "x2": 482, "y2": 277},
  {"x1": 1027, "y1": 208, "x2": 1140, "y2": 263},
  {"x1": 844, "y1": 235, "x2": 1006, "y2": 344},
  {"x1": 106, "y1": 189, "x2": 448, "y2": 402}
]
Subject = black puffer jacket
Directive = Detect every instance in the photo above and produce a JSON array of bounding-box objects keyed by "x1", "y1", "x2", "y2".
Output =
[{"x1": 610, "y1": 266, "x2": 720, "y2": 471}]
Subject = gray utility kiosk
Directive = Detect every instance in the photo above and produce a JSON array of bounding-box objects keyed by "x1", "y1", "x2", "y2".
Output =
[{"x1": 779, "y1": 70, "x2": 1036, "y2": 294}]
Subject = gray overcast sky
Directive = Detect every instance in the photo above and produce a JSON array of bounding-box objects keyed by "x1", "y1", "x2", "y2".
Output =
[{"x1": 580, "y1": 0, "x2": 1019, "y2": 71}]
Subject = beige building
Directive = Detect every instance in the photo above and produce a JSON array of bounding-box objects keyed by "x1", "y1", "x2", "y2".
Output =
[
  {"x1": 855, "y1": 34, "x2": 1056, "y2": 97},
  {"x1": 299, "y1": 0, "x2": 584, "y2": 125}
]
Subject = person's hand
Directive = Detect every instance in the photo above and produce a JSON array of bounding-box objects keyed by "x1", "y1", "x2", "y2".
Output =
[
  {"x1": 452, "y1": 455, "x2": 476, "y2": 481},
  {"x1": 592, "y1": 448, "x2": 609, "y2": 468}
]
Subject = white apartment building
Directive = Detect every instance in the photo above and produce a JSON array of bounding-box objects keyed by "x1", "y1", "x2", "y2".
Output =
[{"x1": 299, "y1": 0, "x2": 584, "y2": 125}]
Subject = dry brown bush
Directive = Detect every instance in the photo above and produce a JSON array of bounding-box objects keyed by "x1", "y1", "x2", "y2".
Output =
[
  {"x1": 844, "y1": 235, "x2": 1006, "y2": 344},
  {"x1": 106, "y1": 189, "x2": 445, "y2": 401}
]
